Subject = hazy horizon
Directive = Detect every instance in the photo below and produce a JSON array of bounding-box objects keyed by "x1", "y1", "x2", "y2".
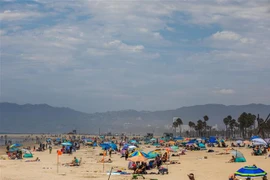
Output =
[
  {"x1": 1, "y1": 101, "x2": 269, "y2": 114},
  {"x1": 1, "y1": 1, "x2": 270, "y2": 113}
]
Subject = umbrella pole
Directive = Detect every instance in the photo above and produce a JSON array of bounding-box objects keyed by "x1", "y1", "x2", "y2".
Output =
[{"x1": 108, "y1": 167, "x2": 113, "y2": 180}]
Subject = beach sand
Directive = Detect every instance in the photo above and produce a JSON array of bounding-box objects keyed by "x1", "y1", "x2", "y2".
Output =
[{"x1": 1, "y1": 142, "x2": 269, "y2": 180}]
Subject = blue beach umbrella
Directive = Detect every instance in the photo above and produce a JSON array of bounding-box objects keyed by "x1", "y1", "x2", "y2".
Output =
[
  {"x1": 8, "y1": 148, "x2": 19, "y2": 152},
  {"x1": 10, "y1": 143, "x2": 22, "y2": 148},
  {"x1": 61, "y1": 142, "x2": 72, "y2": 146},
  {"x1": 235, "y1": 165, "x2": 267, "y2": 178}
]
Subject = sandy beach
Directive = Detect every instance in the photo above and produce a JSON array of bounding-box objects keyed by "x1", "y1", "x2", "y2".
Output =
[{"x1": 0, "y1": 135, "x2": 269, "y2": 180}]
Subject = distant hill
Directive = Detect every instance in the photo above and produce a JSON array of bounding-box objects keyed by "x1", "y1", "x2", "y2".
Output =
[{"x1": 0, "y1": 102, "x2": 269, "y2": 134}]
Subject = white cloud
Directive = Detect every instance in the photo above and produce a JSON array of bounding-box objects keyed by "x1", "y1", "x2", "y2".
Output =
[
  {"x1": 104, "y1": 40, "x2": 144, "y2": 52},
  {"x1": 212, "y1": 31, "x2": 241, "y2": 41},
  {"x1": 211, "y1": 31, "x2": 255, "y2": 44},
  {"x1": 0, "y1": 10, "x2": 42, "y2": 21},
  {"x1": 213, "y1": 89, "x2": 235, "y2": 95}
]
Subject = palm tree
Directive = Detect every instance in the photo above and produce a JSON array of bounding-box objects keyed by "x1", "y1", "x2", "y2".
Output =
[
  {"x1": 223, "y1": 116, "x2": 230, "y2": 138},
  {"x1": 175, "y1": 118, "x2": 183, "y2": 136},
  {"x1": 229, "y1": 119, "x2": 236, "y2": 138},
  {"x1": 203, "y1": 115, "x2": 209, "y2": 137},
  {"x1": 172, "y1": 121, "x2": 178, "y2": 136},
  {"x1": 188, "y1": 121, "x2": 196, "y2": 137},
  {"x1": 197, "y1": 119, "x2": 203, "y2": 137}
]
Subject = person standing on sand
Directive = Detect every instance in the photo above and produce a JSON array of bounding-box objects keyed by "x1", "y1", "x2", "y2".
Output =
[
  {"x1": 49, "y1": 145, "x2": 52, "y2": 154},
  {"x1": 109, "y1": 148, "x2": 112, "y2": 158}
]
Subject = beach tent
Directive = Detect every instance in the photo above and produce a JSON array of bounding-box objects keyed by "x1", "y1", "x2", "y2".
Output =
[
  {"x1": 209, "y1": 137, "x2": 218, "y2": 144},
  {"x1": 22, "y1": 149, "x2": 33, "y2": 158},
  {"x1": 198, "y1": 143, "x2": 206, "y2": 149},
  {"x1": 231, "y1": 150, "x2": 246, "y2": 162},
  {"x1": 252, "y1": 138, "x2": 267, "y2": 146},
  {"x1": 235, "y1": 165, "x2": 267, "y2": 178}
]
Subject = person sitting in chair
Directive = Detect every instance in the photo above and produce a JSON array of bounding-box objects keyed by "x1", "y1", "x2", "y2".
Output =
[{"x1": 228, "y1": 156, "x2": 235, "y2": 163}]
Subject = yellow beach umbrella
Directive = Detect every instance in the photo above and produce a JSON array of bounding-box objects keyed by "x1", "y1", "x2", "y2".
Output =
[{"x1": 128, "y1": 155, "x2": 148, "y2": 162}]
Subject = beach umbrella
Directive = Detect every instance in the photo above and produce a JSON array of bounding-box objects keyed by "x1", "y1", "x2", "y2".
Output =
[
  {"x1": 130, "y1": 151, "x2": 149, "y2": 158},
  {"x1": 147, "y1": 151, "x2": 160, "y2": 159},
  {"x1": 168, "y1": 141, "x2": 175, "y2": 145},
  {"x1": 252, "y1": 138, "x2": 267, "y2": 146},
  {"x1": 231, "y1": 150, "x2": 244, "y2": 158},
  {"x1": 8, "y1": 148, "x2": 19, "y2": 152},
  {"x1": 250, "y1": 136, "x2": 260, "y2": 140},
  {"x1": 10, "y1": 143, "x2": 22, "y2": 148},
  {"x1": 128, "y1": 145, "x2": 136, "y2": 150},
  {"x1": 159, "y1": 140, "x2": 165, "y2": 143},
  {"x1": 128, "y1": 155, "x2": 148, "y2": 162},
  {"x1": 150, "y1": 138, "x2": 156, "y2": 142},
  {"x1": 130, "y1": 140, "x2": 137, "y2": 144},
  {"x1": 235, "y1": 165, "x2": 267, "y2": 178},
  {"x1": 264, "y1": 138, "x2": 270, "y2": 144},
  {"x1": 61, "y1": 142, "x2": 72, "y2": 146},
  {"x1": 236, "y1": 140, "x2": 243, "y2": 144}
]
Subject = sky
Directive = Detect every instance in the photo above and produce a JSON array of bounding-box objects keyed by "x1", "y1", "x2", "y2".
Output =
[{"x1": 1, "y1": 0, "x2": 270, "y2": 113}]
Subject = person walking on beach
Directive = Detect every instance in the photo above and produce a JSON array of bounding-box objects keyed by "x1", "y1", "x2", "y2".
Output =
[
  {"x1": 49, "y1": 145, "x2": 52, "y2": 154},
  {"x1": 109, "y1": 148, "x2": 112, "y2": 158}
]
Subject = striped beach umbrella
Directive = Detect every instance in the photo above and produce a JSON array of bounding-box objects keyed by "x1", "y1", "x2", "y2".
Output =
[{"x1": 235, "y1": 166, "x2": 267, "y2": 178}]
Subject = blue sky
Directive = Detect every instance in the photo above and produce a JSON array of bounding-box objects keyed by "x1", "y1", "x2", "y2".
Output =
[{"x1": 1, "y1": 0, "x2": 270, "y2": 113}]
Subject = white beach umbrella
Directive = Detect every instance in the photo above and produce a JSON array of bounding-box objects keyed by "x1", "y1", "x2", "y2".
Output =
[
  {"x1": 128, "y1": 145, "x2": 136, "y2": 150},
  {"x1": 236, "y1": 140, "x2": 243, "y2": 144},
  {"x1": 252, "y1": 138, "x2": 267, "y2": 146}
]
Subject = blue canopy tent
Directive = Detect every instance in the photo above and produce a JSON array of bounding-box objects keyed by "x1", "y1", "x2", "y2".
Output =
[
  {"x1": 235, "y1": 165, "x2": 267, "y2": 178},
  {"x1": 209, "y1": 136, "x2": 218, "y2": 144}
]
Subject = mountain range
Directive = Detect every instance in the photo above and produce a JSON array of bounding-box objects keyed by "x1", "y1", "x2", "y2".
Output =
[{"x1": 0, "y1": 102, "x2": 269, "y2": 134}]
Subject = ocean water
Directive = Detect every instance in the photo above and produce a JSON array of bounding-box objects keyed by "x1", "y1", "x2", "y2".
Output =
[{"x1": 0, "y1": 138, "x2": 25, "y2": 146}]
